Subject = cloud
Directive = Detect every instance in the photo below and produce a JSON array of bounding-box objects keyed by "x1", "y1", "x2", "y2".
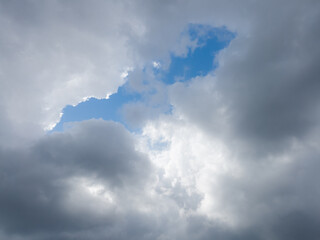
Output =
[
  {"x1": 0, "y1": 119, "x2": 262, "y2": 240},
  {"x1": 0, "y1": 0, "x2": 195, "y2": 146},
  {"x1": 0, "y1": 120, "x2": 152, "y2": 238},
  {"x1": 169, "y1": 0, "x2": 320, "y2": 156},
  {"x1": 141, "y1": 111, "x2": 320, "y2": 240},
  {"x1": 1, "y1": 0, "x2": 320, "y2": 239}
]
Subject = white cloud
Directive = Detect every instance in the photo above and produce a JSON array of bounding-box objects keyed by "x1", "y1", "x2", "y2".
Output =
[{"x1": 152, "y1": 61, "x2": 161, "y2": 69}]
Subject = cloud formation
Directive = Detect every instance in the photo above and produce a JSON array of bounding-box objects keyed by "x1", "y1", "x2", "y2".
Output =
[
  {"x1": 1, "y1": 0, "x2": 320, "y2": 239},
  {"x1": 0, "y1": 120, "x2": 153, "y2": 239}
]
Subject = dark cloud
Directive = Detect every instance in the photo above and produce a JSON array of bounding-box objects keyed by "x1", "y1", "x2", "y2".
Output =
[
  {"x1": 1, "y1": 122, "x2": 320, "y2": 238},
  {"x1": 272, "y1": 211, "x2": 320, "y2": 240},
  {"x1": 34, "y1": 120, "x2": 151, "y2": 187},
  {"x1": 0, "y1": 120, "x2": 151, "y2": 238}
]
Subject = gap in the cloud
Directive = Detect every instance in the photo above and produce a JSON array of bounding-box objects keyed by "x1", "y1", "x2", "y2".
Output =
[
  {"x1": 159, "y1": 24, "x2": 234, "y2": 84},
  {"x1": 51, "y1": 24, "x2": 234, "y2": 133},
  {"x1": 52, "y1": 84, "x2": 141, "y2": 132}
]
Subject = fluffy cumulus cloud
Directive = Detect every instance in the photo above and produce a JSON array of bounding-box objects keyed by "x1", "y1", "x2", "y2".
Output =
[{"x1": 1, "y1": 0, "x2": 320, "y2": 239}]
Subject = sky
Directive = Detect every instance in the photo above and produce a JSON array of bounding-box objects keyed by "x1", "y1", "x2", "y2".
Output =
[
  {"x1": 52, "y1": 25, "x2": 233, "y2": 131},
  {"x1": 0, "y1": 1, "x2": 320, "y2": 240}
]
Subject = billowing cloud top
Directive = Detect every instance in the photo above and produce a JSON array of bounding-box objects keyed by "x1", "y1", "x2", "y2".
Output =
[{"x1": 1, "y1": 0, "x2": 320, "y2": 239}]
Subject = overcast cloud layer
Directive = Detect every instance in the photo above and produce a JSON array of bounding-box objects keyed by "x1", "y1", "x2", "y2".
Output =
[{"x1": 1, "y1": 0, "x2": 320, "y2": 239}]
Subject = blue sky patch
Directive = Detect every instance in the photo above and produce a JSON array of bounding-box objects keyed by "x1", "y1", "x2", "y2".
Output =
[
  {"x1": 161, "y1": 25, "x2": 234, "y2": 84},
  {"x1": 52, "y1": 84, "x2": 141, "y2": 131},
  {"x1": 51, "y1": 25, "x2": 234, "y2": 132}
]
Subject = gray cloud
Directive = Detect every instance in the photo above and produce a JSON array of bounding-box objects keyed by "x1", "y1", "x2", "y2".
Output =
[
  {"x1": 0, "y1": 120, "x2": 152, "y2": 238},
  {"x1": 1, "y1": 122, "x2": 320, "y2": 238},
  {"x1": 1, "y1": 0, "x2": 320, "y2": 239},
  {"x1": 169, "y1": 0, "x2": 320, "y2": 156}
]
